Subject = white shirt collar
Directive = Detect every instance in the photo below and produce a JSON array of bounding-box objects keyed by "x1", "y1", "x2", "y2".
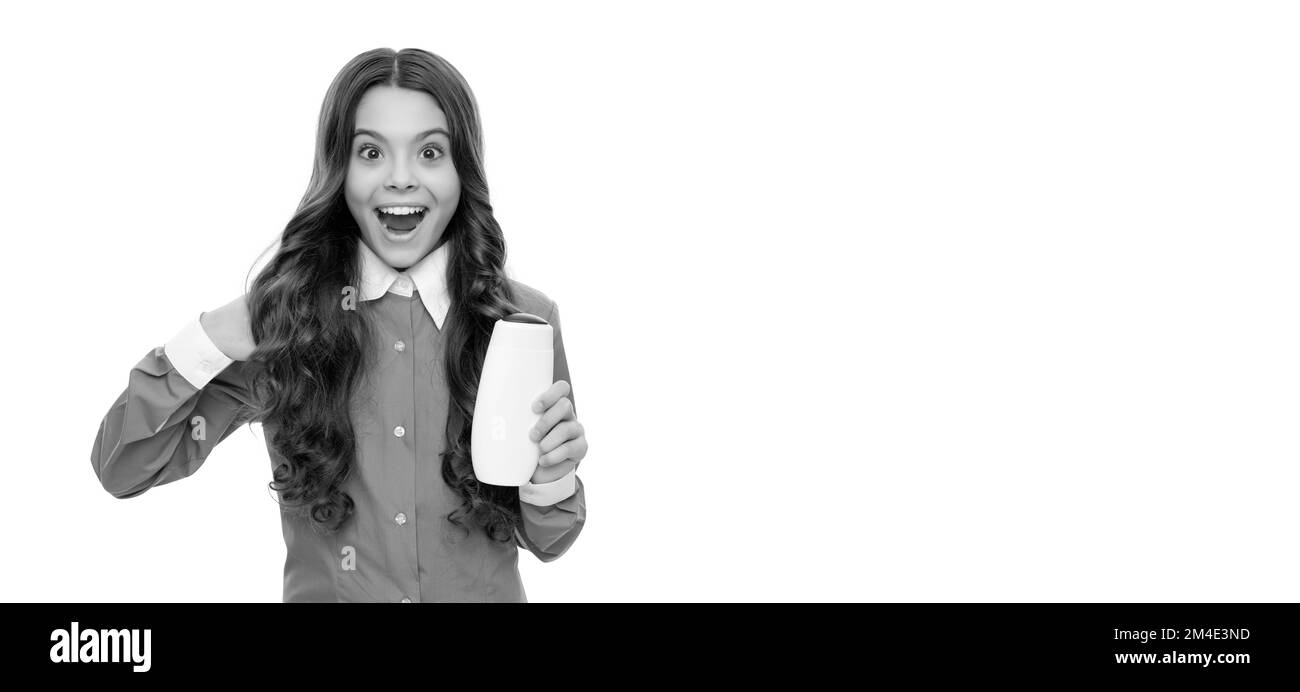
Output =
[{"x1": 357, "y1": 238, "x2": 452, "y2": 329}]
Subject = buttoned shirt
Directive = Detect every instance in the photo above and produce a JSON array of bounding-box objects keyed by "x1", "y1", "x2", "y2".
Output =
[{"x1": 91, "y1": 239, "x2": 586, "y2": 602}]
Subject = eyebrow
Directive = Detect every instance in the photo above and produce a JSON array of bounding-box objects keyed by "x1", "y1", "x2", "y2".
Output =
[{"x1": 352, "y1": 128, "x2": 450, "y2": 142}]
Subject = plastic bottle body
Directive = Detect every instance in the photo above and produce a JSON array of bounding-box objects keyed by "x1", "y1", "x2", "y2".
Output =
[{"x1": 471, "y1": 319, "x2": 554, "y2": 486}]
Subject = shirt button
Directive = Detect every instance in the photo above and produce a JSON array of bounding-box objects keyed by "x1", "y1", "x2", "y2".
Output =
[
  {"x1": 401, "y1": 597, "x2": 412, "y2": 603},
  {"x1": 394, "y1": 340, "x2": 405, "y2": 352},
  {"x1": 395, "y1": 512, "x2": 407, "y2": 526},
  {"x1": 394, "y1": 425, "x2": 405, "y2": 438}
]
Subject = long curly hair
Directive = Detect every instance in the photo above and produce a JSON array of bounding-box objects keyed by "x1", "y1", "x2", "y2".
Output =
[{"x1": 244, "y1": 47, "x2": 525, "y2": 543}]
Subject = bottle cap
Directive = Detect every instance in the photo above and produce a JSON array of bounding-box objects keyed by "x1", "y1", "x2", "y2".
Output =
[{"x1": 492, "y1": 313, "x2": 553, "y2": 351}]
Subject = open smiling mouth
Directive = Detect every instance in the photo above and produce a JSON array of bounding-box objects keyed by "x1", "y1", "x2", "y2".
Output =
[{"x1": 374, "y1": 206, "x2": 428, "y2": 234}]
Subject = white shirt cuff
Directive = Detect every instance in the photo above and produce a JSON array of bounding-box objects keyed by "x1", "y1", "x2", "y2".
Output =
[
  {"x1": 520, "y1": 468, "x2": 578, "y2": 506},
  {"x1": 164, "y1": 314, "x2": 235, "y2": 390}
]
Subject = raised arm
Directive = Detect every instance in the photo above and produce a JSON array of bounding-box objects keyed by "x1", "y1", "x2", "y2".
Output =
[
  {"x1": 91, "y1": 296, "x2": 260, "y2": 499},
  {"x1": 515, "y1": 301, "x2": 587, "y2": 562}
]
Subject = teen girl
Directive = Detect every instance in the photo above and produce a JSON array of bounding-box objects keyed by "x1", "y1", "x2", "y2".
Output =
[{"x1": 90, "y1": 47, "x2": 589, "y2": 603}]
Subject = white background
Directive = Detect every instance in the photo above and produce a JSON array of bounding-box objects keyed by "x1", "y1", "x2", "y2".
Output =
[{"x1": 0, "y1": 0, "x2": 1296, "y2": 602}]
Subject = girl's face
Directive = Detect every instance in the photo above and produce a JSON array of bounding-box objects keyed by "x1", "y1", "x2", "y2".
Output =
[{"x1": 345, "y1": 85, "x2": 461, "y2": 270}]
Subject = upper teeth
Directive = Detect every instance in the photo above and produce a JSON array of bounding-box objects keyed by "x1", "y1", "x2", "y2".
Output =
[{"x1": 378, "y1": 206, "x2": 425, "y2": 215}]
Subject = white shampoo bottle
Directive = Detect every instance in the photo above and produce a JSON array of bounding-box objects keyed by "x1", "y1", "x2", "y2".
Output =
[{"x1": 471, "y1": 312, "x2": 554, "y2": 486}]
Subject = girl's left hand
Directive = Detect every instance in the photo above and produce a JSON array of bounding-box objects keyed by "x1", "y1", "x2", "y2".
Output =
[{"x1": 529, "y1": 380, "x2": 587, "y2": 484}]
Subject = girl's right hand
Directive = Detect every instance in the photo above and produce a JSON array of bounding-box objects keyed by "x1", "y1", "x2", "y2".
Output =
[{"x1": 200, "y1": 294, "x2": 257, "y2": 361}]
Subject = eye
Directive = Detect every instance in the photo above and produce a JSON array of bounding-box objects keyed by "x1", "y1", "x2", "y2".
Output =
[
  {"x1": 358, "y1": 144, "x2": 381, "y2": 161},
  {"x1": 421, "y1": 144, "x2": 446, "y2": 160}
]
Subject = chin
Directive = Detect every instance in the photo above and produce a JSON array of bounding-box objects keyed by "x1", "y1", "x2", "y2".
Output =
[{"x1": 378, "y1": 237, "x2": 431, "y2": 265}]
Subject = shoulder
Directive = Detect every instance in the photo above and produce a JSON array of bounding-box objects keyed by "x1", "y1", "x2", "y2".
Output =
[{"x1": 507, "y1": 278, "x2": 559, "y2": 321}]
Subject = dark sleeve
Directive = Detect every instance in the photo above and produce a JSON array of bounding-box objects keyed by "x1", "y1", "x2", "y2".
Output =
[
  {"x1": 515, "y1": 301, "x2": 588, "y2": 562},
  {"x1": 90, "y1": 314, "x2": 260, "y2": 499}
]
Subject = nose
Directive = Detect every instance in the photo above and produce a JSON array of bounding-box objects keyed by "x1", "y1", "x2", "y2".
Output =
[{"x1": 384, "y1": 158, "x2": 417, "y2": 192}]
